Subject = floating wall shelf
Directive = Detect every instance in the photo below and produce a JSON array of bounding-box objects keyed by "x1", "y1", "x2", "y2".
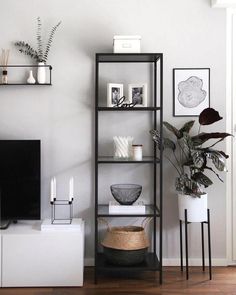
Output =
[{"x1": 0, "y1": 65, "x2": 52, "y2": 86}]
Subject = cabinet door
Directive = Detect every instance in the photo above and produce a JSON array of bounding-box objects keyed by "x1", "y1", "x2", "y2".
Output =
[{"x1": 2, "y1": 231, "x2": 84, "y2": 287}]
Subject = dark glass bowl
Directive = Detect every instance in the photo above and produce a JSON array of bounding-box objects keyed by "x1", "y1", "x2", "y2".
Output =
[{"x1": 110, "y1": 184, "x2": 142, "y2": 205}]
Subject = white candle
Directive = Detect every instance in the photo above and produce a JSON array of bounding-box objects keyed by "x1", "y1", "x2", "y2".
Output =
[
  {"x1": 53, "y1": 177, "x2": 57, "y2": 200},
  {"x1": 50, "y1": 178, "x2": 54, "y2": 202},
  {"x1": 69, "y1": 177, "x2": 74, "y2": 202}
]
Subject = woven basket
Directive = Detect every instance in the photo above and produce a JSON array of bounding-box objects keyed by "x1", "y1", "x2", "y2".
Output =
[
  {"x1": 100, "y1": 218, "x2": 151, "y2": 250},
  {"x1": 103, "y1": 247, "x2": 148, "y2": 266}
]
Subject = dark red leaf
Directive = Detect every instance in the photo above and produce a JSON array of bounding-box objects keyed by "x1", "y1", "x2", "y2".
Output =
[
  {"x1": 218, "y1": 151, "x2": 229, "y2": 159},
  {"x1": 192, "y1": 132, "x2": 232, "y2": 145},
  {"x1": 199, "y1": 108, "x2": 222, "y2": 125}
]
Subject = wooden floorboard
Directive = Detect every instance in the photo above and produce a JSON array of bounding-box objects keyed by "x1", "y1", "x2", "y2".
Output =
[{"x1": 1, "y1": 267, "x2": 236, "y2": 295}]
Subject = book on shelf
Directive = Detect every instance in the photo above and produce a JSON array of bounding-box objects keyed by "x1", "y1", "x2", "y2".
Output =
[{"x1": 108, "y1": 201, "x2": 146, "y2": 214}]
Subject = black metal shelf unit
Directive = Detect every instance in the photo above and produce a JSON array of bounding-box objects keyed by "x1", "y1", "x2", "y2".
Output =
[
  {"x1": 0, "y1": 65, "x2": 52, "y2": 85},
  {"x1": 95, "y1": 53, "x2": 163, "y2": 284}
]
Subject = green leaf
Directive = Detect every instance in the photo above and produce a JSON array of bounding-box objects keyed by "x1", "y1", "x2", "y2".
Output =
[
  {"x1": 150, "y1": 129, "x2": 161, "y2": 149},
  {"x1": 207, "y1": 151, "x2": 226, "y2": 172},
  {"x1": 191, "y1": 132, "x2": 232, "y2": 146},
  {"x1": 191, "y1": 172, "x2": 213, "y2": 188},
  {"x1": 181, "y1": 133, "x2": 194, "y2": 156},
  {"x1": 163, "y1": 122, "x2": 181, "y2": 138},
  {"x1": 179, "y1": 120, "x2": 195, "y2": 136},
  {"x1": 204, "y1": 166, "x2": 223, "y2": 182},
  {"x1": 163, "y1": 138, "x2": 176, "y2": 151},
  {"x1": 192, "y1": 151, "x2": 205, "y2": 169},
  {"x1": 182, "y1": 159, "x2": 194, "y2": 166},
  {"x1": 150, "y1": 129, "x2": 176, "y2": 151}
]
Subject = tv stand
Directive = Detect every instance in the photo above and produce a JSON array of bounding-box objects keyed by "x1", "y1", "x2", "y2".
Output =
[
  {"x1": 0, "y1": 220, "x2": 11, "y2": 230},
  {"x1": 0, "y1": 219, "x2": 84, "y2": 287}
]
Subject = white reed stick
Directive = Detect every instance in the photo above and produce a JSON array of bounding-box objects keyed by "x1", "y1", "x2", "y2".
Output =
[{"x1": 1, "y1": 49, "x2": 10, "y2": 70}]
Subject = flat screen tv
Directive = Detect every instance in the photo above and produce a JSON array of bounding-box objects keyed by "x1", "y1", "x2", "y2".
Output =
[{"x1": 0, "y1": 140, "x2": 40, "y2": 226}]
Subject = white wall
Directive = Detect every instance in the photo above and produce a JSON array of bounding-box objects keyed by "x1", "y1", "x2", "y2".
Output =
[{"x1": 0, "y1": 0, "x2": 226, "y2": 263}]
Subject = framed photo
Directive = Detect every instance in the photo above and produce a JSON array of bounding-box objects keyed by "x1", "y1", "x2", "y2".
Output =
[
  {"x1": 107, "y1": 83, "x2": 124, "y2": 107},
  {"x1": 173, "y1": 68, "x2": 210, "y2": 117},
  {"x1": 128, "y1": 83, "x2": 147, "y2": 107}
]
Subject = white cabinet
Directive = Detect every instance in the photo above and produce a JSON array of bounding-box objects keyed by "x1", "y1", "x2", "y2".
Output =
[{"x1": 0, "y1": 219, "x2": 84, "y2": 287}]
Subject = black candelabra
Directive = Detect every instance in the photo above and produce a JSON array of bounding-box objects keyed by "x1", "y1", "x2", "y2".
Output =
[{"x1": 50, "y1": 198, "x2": 73, "y2": 225}]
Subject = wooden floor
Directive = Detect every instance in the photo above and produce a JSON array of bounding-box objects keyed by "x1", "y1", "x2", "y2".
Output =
[{"x1": 1, "y1": 267, "x2": 236, "y2": 295}]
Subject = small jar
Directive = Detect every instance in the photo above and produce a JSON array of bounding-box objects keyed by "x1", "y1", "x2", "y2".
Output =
[{"x1": 132, "y1": 144, "x2": 143, "y2": 161}]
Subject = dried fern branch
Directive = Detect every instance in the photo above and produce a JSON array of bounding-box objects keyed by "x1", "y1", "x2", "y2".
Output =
[
  {"x1": 43, "y1": 21, "x2": 61, "y2": 62},
  {"x1": 15, "y1": 41, "x2": 39, "y2": 61},
  {"x1": 14, "y1": 18, "x2": 61, "y2": 63},
  {"x1": 36, "y1": 17, "x2": 43, "y2": 61}
]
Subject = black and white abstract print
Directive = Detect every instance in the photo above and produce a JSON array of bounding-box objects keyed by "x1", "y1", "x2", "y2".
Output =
[
  {"x1": 178, "y1": 76, "x2": 206, "y2": 108},
  {"x1": 173, "y1": 69, "x2": 210, "y2": 117}
]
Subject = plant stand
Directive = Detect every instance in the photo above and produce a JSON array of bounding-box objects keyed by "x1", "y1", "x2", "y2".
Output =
[{"x1": 179, "y1": 209, "x2": 212, "y2": 280}]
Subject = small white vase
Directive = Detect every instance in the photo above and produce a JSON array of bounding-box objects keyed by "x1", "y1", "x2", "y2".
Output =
[
  {"x1": 27, "y1": 70, "x2": 36, "y2": 84},
  {"x1": 37, "y1": 62, "x2": 46, "y2": 84},
  {"x1": 178, "y1": 193, "x2": 207, "y2": 222}
]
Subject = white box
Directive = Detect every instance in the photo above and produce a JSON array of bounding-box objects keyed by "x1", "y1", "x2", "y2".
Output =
[
  {"x1": 109, "y1": 201, "x2": 145, "y2": 214},
  {"x1": 113, "y1": 35, "x2": 141, "y2": 53}
]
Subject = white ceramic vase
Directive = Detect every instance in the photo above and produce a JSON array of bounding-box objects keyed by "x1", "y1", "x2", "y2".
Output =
[
  {"x1": 37, "y1": 62, "x2": 46, "y2": 84},
  {"x1": 27, "y1": 70, "x2": 36, "y2": 84},
  {"x1": 178, "y1": 193, "x2": 207, "y2": 222}
]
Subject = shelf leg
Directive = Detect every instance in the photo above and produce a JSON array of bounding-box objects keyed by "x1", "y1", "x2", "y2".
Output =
[
  {"x1": 180, "y1": 220, "x2": 183, "y2": 272},
  {"x1": 184, "y1": 209, "x2": 189, "y2": 280},
  {"x1": 159, "y1": 268, "x2": 162, "y2": 285},
  {"x1": 94, "y1": 268, "x2": 98, "y2": 284},
  {"x1": 207, "y1": 209, "x2": 212, "y2": 280},
  {"x1": 201, "y1": 222, "x2": 205, "y2": 271}
]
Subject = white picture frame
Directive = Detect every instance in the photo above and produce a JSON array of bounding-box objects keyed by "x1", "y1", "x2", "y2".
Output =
[
  {"x1": 128, "y1": 83, "x2": 147, "y2": 107},
  {"x1": 107, "y1": 83, "x2": 124, "y2": 107},
  {"x1": 173, "y1": 68, "x2": 210, "y2": 117}
]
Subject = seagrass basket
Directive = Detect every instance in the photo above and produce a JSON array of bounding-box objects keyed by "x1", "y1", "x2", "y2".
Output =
[{"x1": 100, "y1": 218, "x2": 151, "y2": 265}]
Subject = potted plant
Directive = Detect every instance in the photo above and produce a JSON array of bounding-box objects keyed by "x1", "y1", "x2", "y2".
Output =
[
  {"x1": 150, "y1": 108, "x2": 232, "y2": 222},
  {"x1": 14, "y1": 17, "x2": 61, "y2": 84}
]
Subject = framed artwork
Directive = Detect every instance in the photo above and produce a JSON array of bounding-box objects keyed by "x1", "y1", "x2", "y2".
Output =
[
  {"x1": 128, "y1": 83, "x2": 147, "y2": 107},
  {"x1": 107, "y1": 83, "x2": 124, "y2": 107},
  {"x1": 173, "y1": 68, "x2": 210, "y2": 117}
]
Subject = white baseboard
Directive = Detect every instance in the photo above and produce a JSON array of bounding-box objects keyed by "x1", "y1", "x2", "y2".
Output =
[{"x1": 85, "y1": 258, "x2": 227, "y2": 267}]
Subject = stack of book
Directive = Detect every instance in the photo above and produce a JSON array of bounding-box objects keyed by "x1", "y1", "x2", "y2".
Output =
[{"x1": 109, "y1": 201, "x2": 146, "y2": 214}]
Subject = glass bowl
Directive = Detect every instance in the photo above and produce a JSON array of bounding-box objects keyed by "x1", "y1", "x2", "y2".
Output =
[{"x1": 110, "y1": 184, "x2": 142, "y2": 205}]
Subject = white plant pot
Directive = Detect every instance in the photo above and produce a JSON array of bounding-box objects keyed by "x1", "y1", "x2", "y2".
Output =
[
  {"x1": 37, "y1": 62, "x2": 46, "y2": 84},
  {"x1": 178, "y1": 193, "x2": 207, "y2": 222}
]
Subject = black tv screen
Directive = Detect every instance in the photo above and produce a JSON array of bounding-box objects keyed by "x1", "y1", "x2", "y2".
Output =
[{"x1": 0, "y1": 140, "x2": 40, "y2": 220}]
